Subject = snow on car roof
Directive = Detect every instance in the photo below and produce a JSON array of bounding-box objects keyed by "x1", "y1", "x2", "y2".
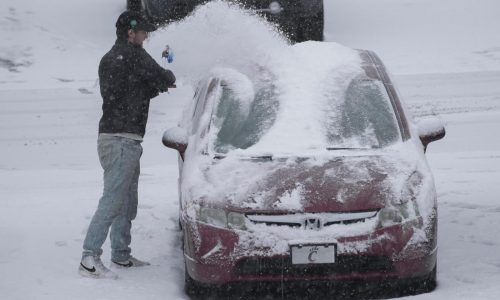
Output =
[{"x1": 241, "y1": 42, "x2": 363, "y2": 155}]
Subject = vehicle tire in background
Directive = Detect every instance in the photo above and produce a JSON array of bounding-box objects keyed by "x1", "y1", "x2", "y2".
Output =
[
  {"x1": 281, "y1": 3, "x2": 323, "y2": 43},
  {"x1": 127, "y1": 0, "x2": 142, "y2": 12},
  {"x1": 304, "y1": 10, "x2": 324, "y2": 41},
  {"x1": 293, "y1": 10, "x2": 324, "y2": 42}
]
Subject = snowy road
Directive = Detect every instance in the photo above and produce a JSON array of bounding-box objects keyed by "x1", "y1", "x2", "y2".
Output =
[
  {"x1": 2, "y1": 71, "x2": 500, "y2": 300},
  {"x1": 2, "y1": 0, "x2": 500, "y2": 299},
  {"x1": 396, "y1": 71, "x2": 500, "y2": 117}
]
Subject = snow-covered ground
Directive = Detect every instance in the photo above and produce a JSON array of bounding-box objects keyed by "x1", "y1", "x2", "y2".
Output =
[{"x1": 1, "y1": 0, "x2": 500, "y2": 299}]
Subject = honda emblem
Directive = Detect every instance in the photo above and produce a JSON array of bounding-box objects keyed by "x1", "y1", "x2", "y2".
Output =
[{"x1": 304, "y1": 218, "x2": 321, "y2": 230}]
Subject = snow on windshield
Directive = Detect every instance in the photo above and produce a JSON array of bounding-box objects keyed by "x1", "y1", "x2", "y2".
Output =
[
  {"x1": 208, "y1": 43, "x2": 402, "y2": 156},
  {"x1": 211, "y1": 67, "x2": 279, "y2": 154}
]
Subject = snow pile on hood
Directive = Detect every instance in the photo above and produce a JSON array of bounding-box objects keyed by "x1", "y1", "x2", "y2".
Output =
[{"x1": 273, "y1": 183, "x2": 305, "y2": 211}]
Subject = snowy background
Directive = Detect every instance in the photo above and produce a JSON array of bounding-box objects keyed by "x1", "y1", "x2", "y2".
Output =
[{"x1": 1, "y1": 0, "x2": 500, "y2": 299}]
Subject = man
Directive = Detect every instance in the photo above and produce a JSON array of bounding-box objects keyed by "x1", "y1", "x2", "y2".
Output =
[{"x1": 79, "y1": 11, "x2": 176, "y2": 278}]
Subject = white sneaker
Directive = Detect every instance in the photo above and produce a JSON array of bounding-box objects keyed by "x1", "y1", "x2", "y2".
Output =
[
  {"x1": 111, "y1": 256, "x2": 151, "y2": 268},
  {"x1": 79, "y1": 256, "x2": 118, "y2": 279}
]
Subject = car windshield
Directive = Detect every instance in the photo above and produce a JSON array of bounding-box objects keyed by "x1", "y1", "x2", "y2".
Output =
[
  {"x1": 212, "y1": 78, "x2": 280, "y2": 154},
  {"x1": 210, "y1": 72, "x2": 401, "y2": 155},
  {"x1": 324, "y1": 77, "x2": 401, "y2": 149}
]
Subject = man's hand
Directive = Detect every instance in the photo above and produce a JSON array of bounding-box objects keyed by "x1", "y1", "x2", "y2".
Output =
[{"x1": 158, "y1": 84, "x2": 176, "y2": 93}]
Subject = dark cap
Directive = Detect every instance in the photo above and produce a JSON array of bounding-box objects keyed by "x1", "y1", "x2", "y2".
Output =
[{"x1": 116, "y1": 11, "x2": 157, "y2": 32}]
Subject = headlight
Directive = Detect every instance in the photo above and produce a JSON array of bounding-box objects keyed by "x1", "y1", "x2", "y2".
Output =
[
  {"x1": 199, "y1": 208, "x2": 247, "y2": 230},
  {"x1": 228, "y1": 212, "x2": 246, "y2": 230},
  {"x1": 377, "y1": 206, "x2": 404, "y2": 228},
  {"x1": 377, "y1": 171, "x2": 422, "y2": 228},
  {"x1": 200, "y1": 208, "x2": 227, "y2": 228}
]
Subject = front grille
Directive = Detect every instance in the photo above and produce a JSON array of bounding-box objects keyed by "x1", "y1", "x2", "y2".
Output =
[
  {"x1": 236, "y1": 255, "x2": 393, "y2": 276},
  {"x1": 246, "y1": 210, "x2": 379, "y2": 230}
]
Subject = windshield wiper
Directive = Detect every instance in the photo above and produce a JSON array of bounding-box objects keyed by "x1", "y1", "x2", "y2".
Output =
[
  {"x1": 250, "y1": 155, "x2": 273, "y2": 161},
  {"x1": 326, "y1": 147, "x2": 379, "y2": 151},
  {"x1": 213, "y1": 155, "x2": 273, "y2": 160}
]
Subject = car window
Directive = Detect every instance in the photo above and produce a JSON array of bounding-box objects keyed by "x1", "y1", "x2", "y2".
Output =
[
  {"x1": 191, "y1": 86, "x2": 201, "y2": 118},
  {"x1": 192, "y1": 78, "x2": 219, "y2": 134},
  {"x1": 325, "y1": 77, "x2": 401, "y2": 148},
  {"x1": 212, "y1": 80, "x2": 279, "y2": 154}
]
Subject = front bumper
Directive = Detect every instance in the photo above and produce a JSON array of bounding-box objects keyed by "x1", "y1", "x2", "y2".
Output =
[{"x1": 183, "y1": 217, "x2": 437, "y2": 285}]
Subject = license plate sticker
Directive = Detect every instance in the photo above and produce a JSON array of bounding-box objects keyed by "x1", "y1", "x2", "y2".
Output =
[{"x1": 291, "y1": 243, "x2": 337, "y2": 265}]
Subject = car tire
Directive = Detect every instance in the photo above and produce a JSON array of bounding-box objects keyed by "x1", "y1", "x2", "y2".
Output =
[
  {"x1": 402, "y1": 263, "x2": 437, "y2": 295},
  {"x1": 126, "y1": 0, "x2": 142, "y2": 12},
  {"x1": 421, "y1": 264, "x2": 437, "y2": 292},
  {"x1": 286, "y1": 2, "x2": 323, "y2": 43},
  {"x1": 310, "y1": 10, "x2": 325, "y2": 41},
  {"x1": 300, "y1": 10, "x2": 324, "y2": 42},
  {"x1": 184, "y1": 265, "x2": 218, "y2": 299}
]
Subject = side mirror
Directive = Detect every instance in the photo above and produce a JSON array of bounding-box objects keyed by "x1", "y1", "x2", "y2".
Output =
[
  {"x1": 415, "y1": 116, "x2": 446, "y2": 152},
  {"x1": 162, "y1": 127, "x2": 188, "y2": 160}
]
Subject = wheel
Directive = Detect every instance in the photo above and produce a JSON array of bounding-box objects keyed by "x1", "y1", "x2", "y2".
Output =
[
  {"x1": 305, "y1": 10, "x2": 324, "y2": 41},
  {"x1": 184, "y1": 265, "x2": 218, "y2": 299},
  {"x1": 421, "y1": 264, "x2": 437, "y2": 292},
  {"x1": 285, "y1": 1, "x2": 323, "y2": 43},
  {"x1": 184, "y1": 267, "x2": 201, "y2": 295},
  {"x1": 402, "y1": 264, "x2": 437, "y2": 295},
  {"x1": 297, "y1": 11, "x2": 324, "y2": 42},
  {"x1": 126, "y1": 0, "x2": 142, "y2": 12}
]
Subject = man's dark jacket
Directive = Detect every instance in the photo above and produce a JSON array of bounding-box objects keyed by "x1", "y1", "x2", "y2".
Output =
[{"x1": 98, "y1": 39, "x2": 176, "y2": 137}]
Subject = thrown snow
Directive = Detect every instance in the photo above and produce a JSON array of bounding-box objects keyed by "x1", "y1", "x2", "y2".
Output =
[
  {"x1": 210, "y1": 67, "x2": 255, "y2": 117},
  {"x1": 145, "y1": 0, "x2": 288, "y2": 85}
]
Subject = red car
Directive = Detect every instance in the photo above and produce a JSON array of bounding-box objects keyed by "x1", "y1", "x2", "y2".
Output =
[{"x1": 162, "y1": 43, "x2": 445, "y2": 297}]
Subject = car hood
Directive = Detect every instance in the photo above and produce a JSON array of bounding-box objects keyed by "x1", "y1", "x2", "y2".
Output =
[{"x1": 183, "y1": 152, "x2": 419, "y2": 214}]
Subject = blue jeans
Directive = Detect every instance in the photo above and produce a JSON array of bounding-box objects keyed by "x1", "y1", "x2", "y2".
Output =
[{"x1": 82, "y1": 135, "x2": 142, "y2": 262}]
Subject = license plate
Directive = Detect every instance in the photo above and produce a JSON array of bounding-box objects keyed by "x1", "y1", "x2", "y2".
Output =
[{"x1": 291, "y1": 243, "x2": 337, "y2": 265}]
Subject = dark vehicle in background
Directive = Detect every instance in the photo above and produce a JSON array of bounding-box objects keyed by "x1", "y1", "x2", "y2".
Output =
[
  {"x1": 162, "y1": 43, "x2": 445, "y2": 297},
  {"x1": 127, "y1": 0, "x2": 324, "y2": 42}
]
